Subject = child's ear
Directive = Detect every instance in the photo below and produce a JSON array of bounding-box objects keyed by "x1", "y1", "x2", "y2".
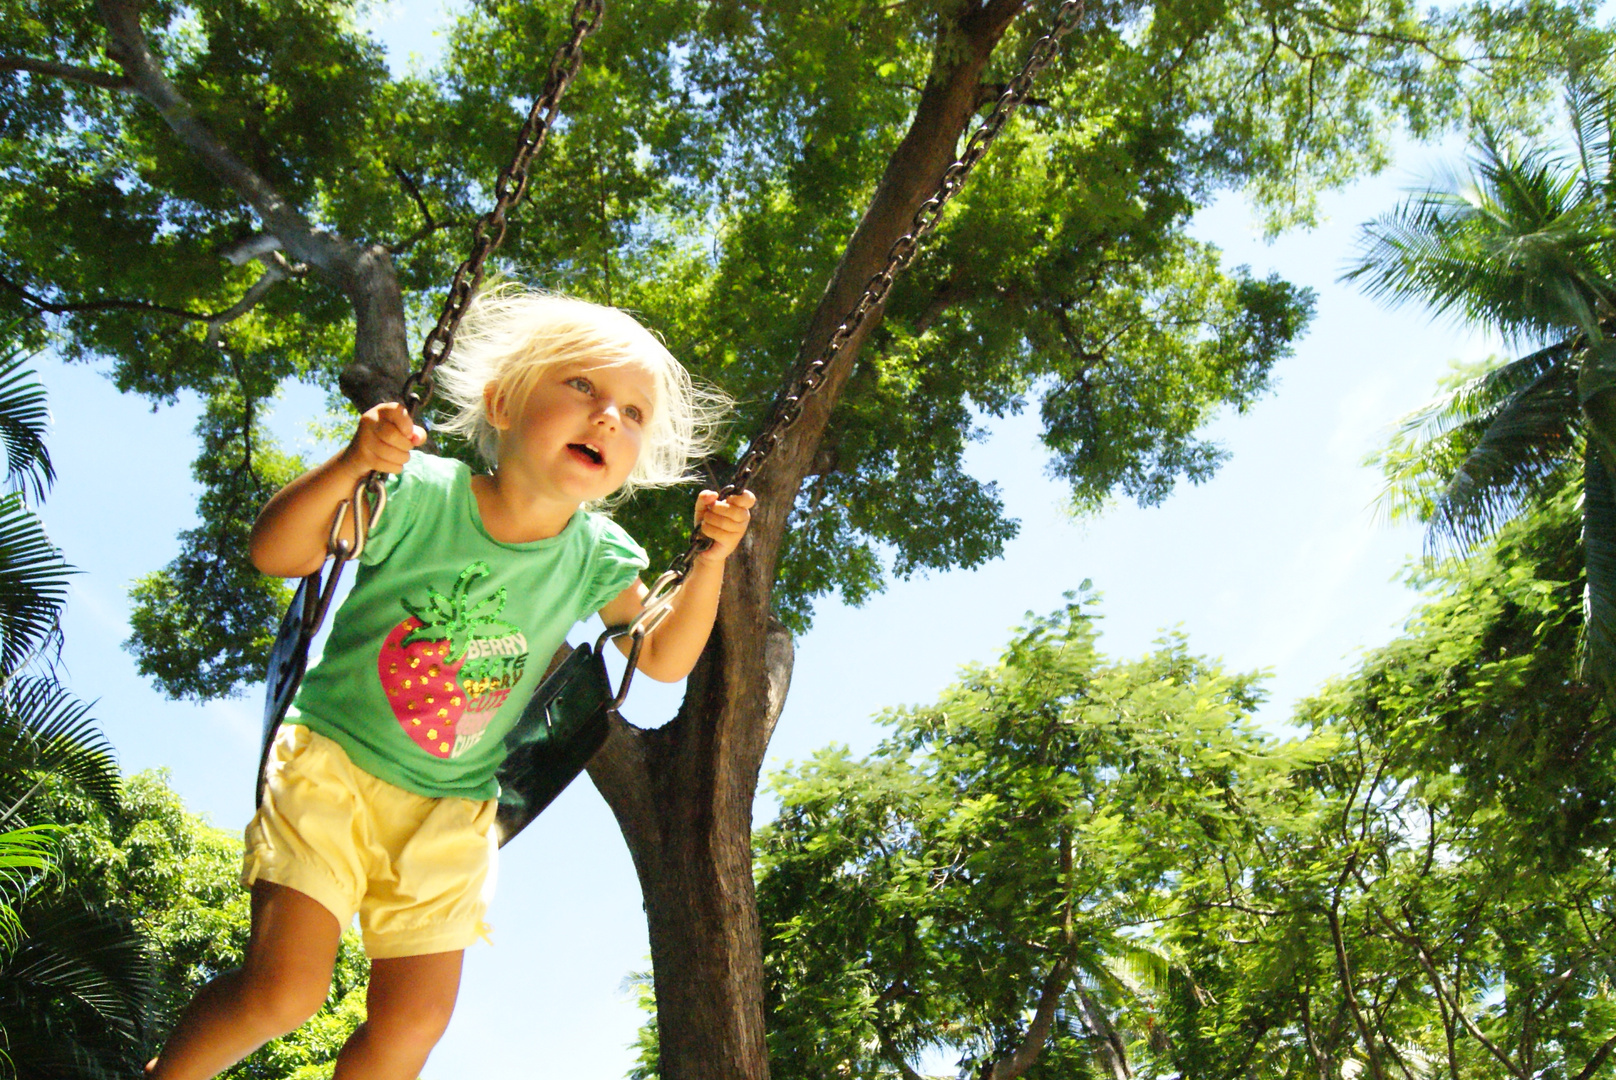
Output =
[{"x1": 483, "y1": 382, "x2": 512, "y2": 431}]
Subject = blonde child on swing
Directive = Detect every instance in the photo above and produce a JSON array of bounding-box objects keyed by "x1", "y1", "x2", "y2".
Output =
[{"x1": 147, "y1": 289, "x2": 754, "y2": 1080}]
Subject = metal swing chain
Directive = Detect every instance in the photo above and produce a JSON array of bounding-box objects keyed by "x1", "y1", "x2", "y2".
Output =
[
  {"x1": 330, "y1": 0, "x2": 607, "y2": 569},
  {"x1": 404, "y1": 0, "x2": 607, "y2": 419},
  {"x1": 631, "y1": 0, "x2": 1088, "y2": 631}
]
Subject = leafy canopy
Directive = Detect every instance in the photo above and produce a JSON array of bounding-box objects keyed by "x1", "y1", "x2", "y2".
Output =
[{"x1": 1, "y1": 0, "x2": 1608, "y2": 697}]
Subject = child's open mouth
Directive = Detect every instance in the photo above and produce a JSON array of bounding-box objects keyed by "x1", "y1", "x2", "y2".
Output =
[{"x1": 568, "y1": 443, "x2": 605, "y2": 466}]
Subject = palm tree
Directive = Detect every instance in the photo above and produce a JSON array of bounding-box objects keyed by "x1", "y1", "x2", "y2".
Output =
[
  {"x1": 1345, "y1": 84, "x2": 1616, "y2": 687},
  {"x1": 0, "y1": 901, "x2": 155, "y2": 1080},
  {"x1": 0, "y1": 329, "x2": 154, "y2": 1078}
]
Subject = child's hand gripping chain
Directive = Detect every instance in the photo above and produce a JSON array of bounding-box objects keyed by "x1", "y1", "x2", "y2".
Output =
[
  {"x1": 599, "y1": 486, "x2": 756, "y2": 682},
  {"x1": 249, "y1": 402, "x2": 427, "y2": 580},
  {"x1": 150, "y1": 291, "x2": 744, "y2": 1080}
]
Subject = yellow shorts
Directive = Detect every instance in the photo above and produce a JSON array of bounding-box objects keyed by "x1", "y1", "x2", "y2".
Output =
[{"x1": 243, "y1": 724, "x2": 497, "y2": 960}]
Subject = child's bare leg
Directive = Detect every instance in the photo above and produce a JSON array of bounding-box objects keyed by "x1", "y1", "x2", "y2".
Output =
[
  {"x1": 147, "y1": 882, "x2": 342, "y2": 1080},
  {"x1": 331, "y1": 950, "x2": 464, "y2": 1080}
]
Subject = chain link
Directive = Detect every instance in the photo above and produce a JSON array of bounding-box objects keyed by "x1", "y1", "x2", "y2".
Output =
[
  {"x1": 321, "y1": 1, "x2": 601, "y2": 567},
  {"x1": 664, "y1": 0, "x2": 1086, "y2": 582},
  {"x1": 404, "y1": 0, "x2": 606, "y2": 417}
]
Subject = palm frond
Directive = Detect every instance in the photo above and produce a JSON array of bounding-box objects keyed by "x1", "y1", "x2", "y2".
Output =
[
  {"x1": 1375, "y1": 352, "x2": 1579, "y2": 545},
  {"x1": 0, "y1": 825, "x2": 57, "y2": 954},
  {"x1": 1098, "y1": 940, "x2": 1175, "y2": 999},
  {"x1": 1346, "y1": 136, "x2": 1615, "y2": 343},
  {"x1": 1566, "y1": 79, "x2": 1614, "y2": 202},
  {"x1": 0, "y1": 901, "x2": 156, "y2": 1076},
  {"x1": 1393, "y1": 344, "x2": 1570, "y2": 446},
  {"x1": 1581, "y1": 444, "x2": 1616, "y2": 692},
  {"x1": 1424, "y1": 366, "x2": 1579, "y2": 554},
  {"x1": 0, "y1": 825, "x2": 56, "y2": 886},
  {"x1": 0, "y1": 337, "x2": 54, "y2": 505},
  {"x1": 0, "y1": 679, "x2": 118, "y2": 822},
  {"x1": 0, "y1": 493, "x2": 73, "y2": 676}
]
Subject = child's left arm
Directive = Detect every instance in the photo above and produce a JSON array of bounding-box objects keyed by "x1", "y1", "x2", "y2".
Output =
[{"x1": 598, "y1": 489, "x2": 757, "y2": 683}]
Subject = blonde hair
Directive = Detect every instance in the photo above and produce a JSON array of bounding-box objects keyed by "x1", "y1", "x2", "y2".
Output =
[{"x1": 431, "y1": 288, "x2": 729, "y2": 495}]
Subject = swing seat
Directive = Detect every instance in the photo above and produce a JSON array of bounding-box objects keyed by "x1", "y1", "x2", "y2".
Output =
[
  {"x1": 258, "y1": 575, "x2": 317, "y2": 807},
  {"x1": 493, "y1": 641, "x2": 614, "y2": 845}
]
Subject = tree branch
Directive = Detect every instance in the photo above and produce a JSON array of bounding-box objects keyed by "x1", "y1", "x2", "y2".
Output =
[
  {"x1": 203, "y1": 253, "x2": 301, "y2": 347},
  {"x1": 392, "y1": 164, "x2": 436, "y2": 230},
  {"x1": 94, "y1": 0, "x2": 410, "y2": 409},
  {"x1": 383, "y1": 165, "x2": 466, "y2": 253},
  {"x1": 745, "y1": 0, "x2": 1036, "y2": 576},
  {"x1": 95, "y1": 0, "x2": 350, "y2": 273},
  {"x1": 385, "y1": 218, "x2": 469, "y2": 256},
  {"x1": 1572, "y1": 1033, "x2": 1616, "y2": 1080},
  {"x1": 2, "y1": 253, "x2": 298, "y2": 345},
  {"x1": 0, "y1": 55, "x2": 131, "y2": 90},
  {"x1": 1403, "y1": 936, "x2": 1525, "y2": 1078},
  {"x1": 874, "y1": 1022, "x2": 929, "y2": 1080},
  {"x1": 1068, "y1": 980, "x2": 1131, "y2": 1080},
  {"x1": 984, "y1": 958, "x2": 1074, "y2": 1080},
  {"x1": 221, "y1": 234, "x2": 283, "y2": 267},
  {"x1": 0, "y1": 270, "x2": 208, "y2": 321},
  {"x1": 1326, "y1": 855, "x2": 1389, "y2": 1080},
  {"x1": 986, "y1": 825, "x2": 1081, "y2": 1080}
]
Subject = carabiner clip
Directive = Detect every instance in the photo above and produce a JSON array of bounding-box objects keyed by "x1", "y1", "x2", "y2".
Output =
[
  {"x1": 597, "y1": 570, "x2": 685, "y2": 709},
  {"x1": 326, "y1": 472, "x2": 388, "y2": 564}
]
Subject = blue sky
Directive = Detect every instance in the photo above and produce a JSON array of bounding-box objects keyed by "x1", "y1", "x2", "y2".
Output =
[{"x1": 36, "y1": 4, "x2": 1502, "y2": 1076}]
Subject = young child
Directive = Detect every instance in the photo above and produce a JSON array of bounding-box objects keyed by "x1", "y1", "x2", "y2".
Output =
[{"x1": 147, "y1": 290, "x2": 754, "y2": 1080}]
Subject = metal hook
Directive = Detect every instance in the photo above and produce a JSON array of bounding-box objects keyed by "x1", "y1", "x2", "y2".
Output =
[
  {"x1": 325, "y1": 472, "x2": 389, "y2": 563},
  {"x1": 595, "y1": 570, "x2": 685, "y2": 709}
]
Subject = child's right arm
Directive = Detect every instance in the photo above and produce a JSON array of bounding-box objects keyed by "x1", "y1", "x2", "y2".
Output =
[{"x1": 249, "y1": 402, "x2": 426, "y2": 579}]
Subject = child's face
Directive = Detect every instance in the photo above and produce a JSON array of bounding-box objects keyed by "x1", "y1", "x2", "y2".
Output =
[{"x1": 490, "y1": 358, "x2": 657, "y2": 505}]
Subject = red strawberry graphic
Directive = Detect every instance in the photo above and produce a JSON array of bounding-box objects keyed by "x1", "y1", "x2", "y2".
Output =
[{"x1": 378, "y1": 563, "x2": 522, "y2": 759}]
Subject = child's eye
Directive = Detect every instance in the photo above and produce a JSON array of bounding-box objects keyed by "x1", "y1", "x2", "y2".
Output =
[
  {"x1": 624, "y1": 405, "x2": 644, "y2": 424},
  {"x1": 566, "y1": 376, "x2": 593, "y2": 394}
]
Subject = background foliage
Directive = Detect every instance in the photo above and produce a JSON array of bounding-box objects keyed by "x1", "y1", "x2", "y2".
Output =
[{"x1": 740, "y1": 465, "x2": 1616, "y2": 1080}]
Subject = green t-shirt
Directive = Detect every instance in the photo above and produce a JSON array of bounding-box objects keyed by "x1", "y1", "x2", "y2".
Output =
[{"x1": 289, "y1": 452, "x2": 648, "y2": 799}]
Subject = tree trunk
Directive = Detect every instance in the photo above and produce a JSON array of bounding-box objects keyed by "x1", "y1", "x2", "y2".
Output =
[
  {"x1": 588, "y1": 5, "x2": 1032, "y2": 1077},
  {"x1": 588, "y1": 595, "x2": 793, "y2": 1080}
]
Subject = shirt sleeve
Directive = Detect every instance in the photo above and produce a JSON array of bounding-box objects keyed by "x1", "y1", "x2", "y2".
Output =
[
  {"x1": 583, "y1": 517, "x2": 651, "y2": 615},
  {"x1": 358, "y1": 453, "x2": 427, "y2": 567}
]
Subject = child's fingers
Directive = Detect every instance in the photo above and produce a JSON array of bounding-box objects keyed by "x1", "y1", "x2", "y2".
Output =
[
  {"x1": 709, "y1": 492, "x2": 755, "y2": 527},
  {"x1": 376, "y1": 421, "x2": 421, "y2": 455},
  {"x1": 698, "y1": 496, "x2": 752, "y2": 550},
  {"x1": 700, "y1": 508, "x2": 744, "y2": 534},
  {"x1": 379, "y1": 402, "x2": 427, "y2": 446},
  {"x1": 694, "y1": 491, "x2": 754, "y2": 560},
  {"x1": 350, "y1": 404, "x2": 420, "y2": 474},
  {"x1": 368, "y1": 424, "x2": 415, "y2": 465},
  {"x1": 707, "y1": 501, "x2": 750, "y2": 526},
  {"x1": 694, "y1": 489, "x2": 754, "y2": 517}
]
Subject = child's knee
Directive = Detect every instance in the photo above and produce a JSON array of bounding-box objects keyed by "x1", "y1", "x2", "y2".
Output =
[
  {"x1": 369, "y1": 991, "x2": 456, "y2": 1045},
  {"x1": 361, "y1": 989, "x2": 455, "y2": 1060},
  {"x1": 246, "y1": 969, "x2": 330, "y2": 1035}
]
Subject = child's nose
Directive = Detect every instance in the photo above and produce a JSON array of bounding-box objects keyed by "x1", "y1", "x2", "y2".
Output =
[{"x1": 595, "y1": 402, "x2": 622, "y2": 427}]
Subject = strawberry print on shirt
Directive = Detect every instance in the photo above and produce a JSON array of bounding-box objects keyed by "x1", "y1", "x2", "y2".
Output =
[{"x1": 378, "y1": 562, "x2": 530, "y2": 759}]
